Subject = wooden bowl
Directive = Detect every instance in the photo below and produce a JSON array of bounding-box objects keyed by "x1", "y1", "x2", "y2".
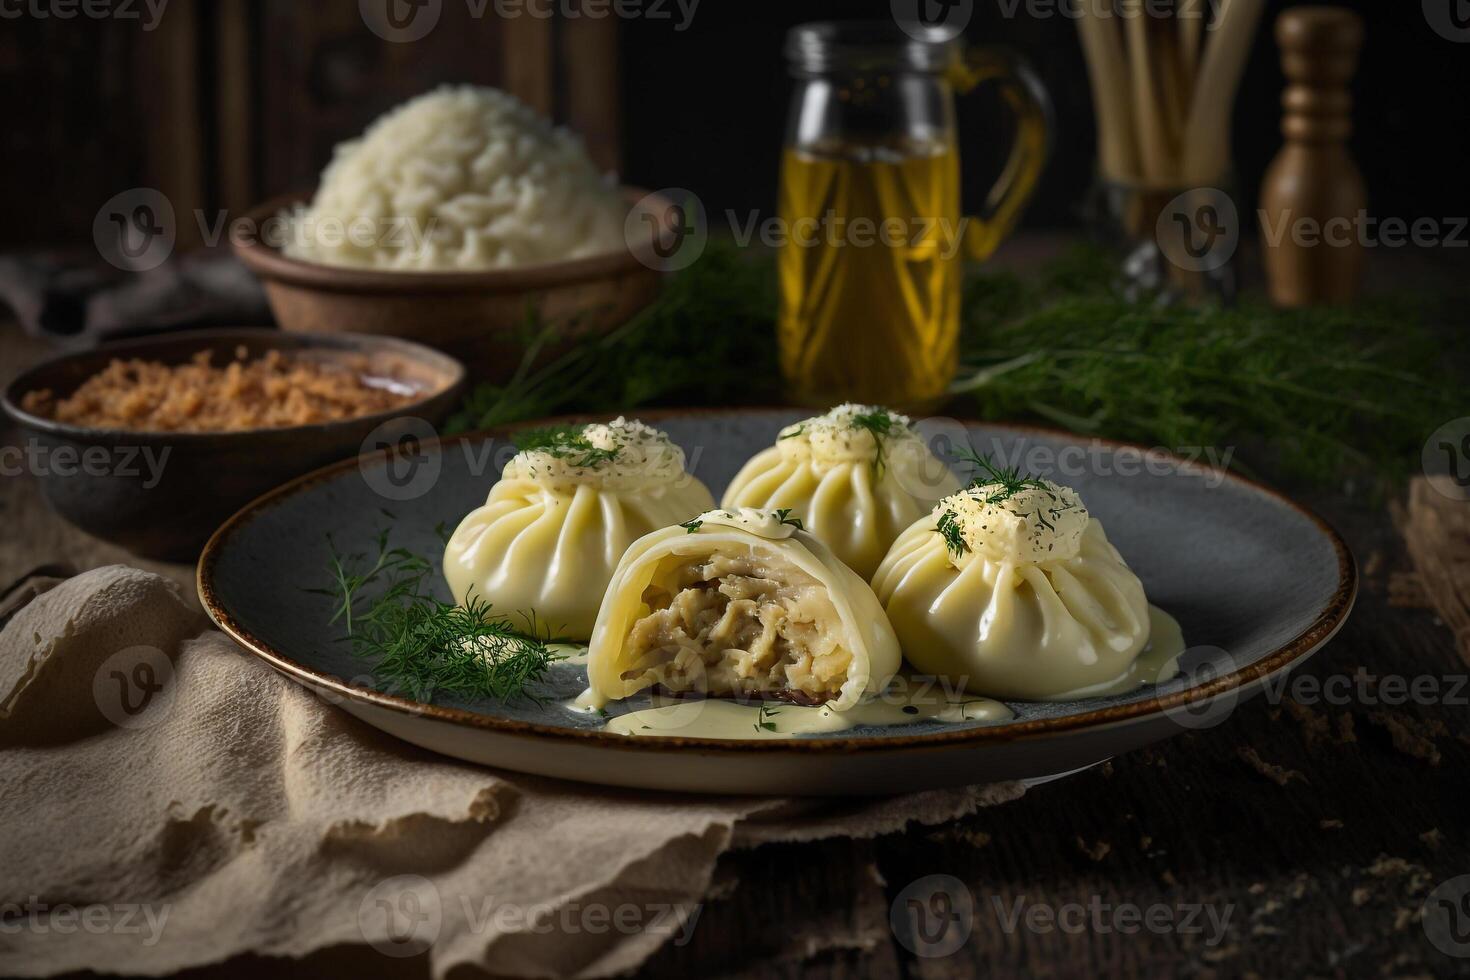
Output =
[
  {"x1": 233, "y1": 191, "x2": 667, "y2": 381},
  {"x1": 2, "y1": 328, "x2": 465, "y2": 561}
]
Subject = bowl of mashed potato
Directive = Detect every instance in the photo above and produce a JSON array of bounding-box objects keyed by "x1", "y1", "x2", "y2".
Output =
[{"x1": 235, "y1": 85, "x2": 675, "y2": 380}]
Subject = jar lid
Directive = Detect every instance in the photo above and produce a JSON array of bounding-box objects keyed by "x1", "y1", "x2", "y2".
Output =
[{"x1": 785, "y1": 21, "x2": 961, "y2": 75}]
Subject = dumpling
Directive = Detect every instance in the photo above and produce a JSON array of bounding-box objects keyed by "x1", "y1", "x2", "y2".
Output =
[
  {"x1": 871, "y1": 475, "x2": 1153, "y2": 700},
  {"x1": 443, "y1": 418, "x2": 715, "y2": 640},
  {"x1": 586, "y1": 508, "x2": 902, "y2": 711},
  {"x1": 720, "y1": 404, "x2": 962, "y2": 580}
]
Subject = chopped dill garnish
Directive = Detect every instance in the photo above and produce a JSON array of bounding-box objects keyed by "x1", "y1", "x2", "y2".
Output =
[
  {"x1": 680, "y1": 517, "x2": 704, "y2": 534},
  {"x1": 312, "y1": 531, "x2": 553, "y2": 702},
  {"x1": 935, "y1": 510, "x2": 969, "y2": 559},
  {"x1": 755, "y1": 702, "x2": 782, "y2": 733},
  {"x1": 934, "y1": 451, "x2": 1082, "y2": 556},
  {"x1": 513, "y1": 424, "x2": 621, "y2": 468},
  {"x1": 773, "y1": 508, "x2": 805, "y2": 531}
]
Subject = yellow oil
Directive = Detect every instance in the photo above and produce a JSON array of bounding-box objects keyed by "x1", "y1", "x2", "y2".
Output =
[{"x1": 777, "y1": 142, "x2": 962, "y2": 411}]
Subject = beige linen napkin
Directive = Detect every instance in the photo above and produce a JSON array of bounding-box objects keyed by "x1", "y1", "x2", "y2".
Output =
[{"x1": 0, "y1": 566, "x2": 1023, "y2": 978}]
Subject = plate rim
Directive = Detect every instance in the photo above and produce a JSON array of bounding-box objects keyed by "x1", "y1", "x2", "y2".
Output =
[{"x1": 196, "y1": 408, "x2": 1358, "y2": 754}]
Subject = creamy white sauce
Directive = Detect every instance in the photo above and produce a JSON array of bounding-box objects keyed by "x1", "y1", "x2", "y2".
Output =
[
  {"x1": 1046, "y1": 606, "x2": 1186, "y2": 700},
  {"x1": 550, "y1": 643, "x2": 589, "y2": 666},
  {"x1": 571, "y1": 606, "x2": 1186, "y2": 740},
  {"x1": 599, "y1": 688, "x2": 1012, "y2": 740}
]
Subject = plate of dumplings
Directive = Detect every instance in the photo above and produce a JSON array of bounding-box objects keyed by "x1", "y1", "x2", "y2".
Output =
[{"x1": 200, "y1": 406, "x2": 1356, "y2": 795}]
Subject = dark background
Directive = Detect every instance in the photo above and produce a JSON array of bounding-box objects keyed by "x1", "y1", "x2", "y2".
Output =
[
  {"x1": 620, "y1": 0, "x2": 1470, "y2": 230},
  {"x1": 0, "y1": 0, "x2": 1465, "y2": 250}
]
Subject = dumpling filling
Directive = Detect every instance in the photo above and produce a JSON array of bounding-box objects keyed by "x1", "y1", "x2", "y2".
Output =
[{"x1": 620, "y1": 550, "x2": 853, "y2": 704}]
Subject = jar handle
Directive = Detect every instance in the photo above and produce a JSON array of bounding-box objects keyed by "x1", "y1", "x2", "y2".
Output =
[{"x1": 947, "y1": 47, "x2": 1053, "y2": 262}]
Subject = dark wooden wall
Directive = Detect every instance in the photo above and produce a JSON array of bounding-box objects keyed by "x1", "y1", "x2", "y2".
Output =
[{"x1": 0, "y1": 0, "x2": 620, "y2": 251}]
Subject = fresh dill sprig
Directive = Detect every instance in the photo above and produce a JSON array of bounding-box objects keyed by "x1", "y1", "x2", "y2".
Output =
[
  {"x1": 951, "y1": 447, "x2": 1052, "y2": 505},
  {"x1": 773, "y1": 508, "x2": 805, "y2": 531},
  {"x1": 935, "y1": 510, "x2": 969, "y2": 559},
  {"x1": 781, "y1": 409, "x2": 911, "y2": 478},
  {"x1": 313, "y1": 532, "x2": 553, "y2": 702},
  {"x1": 513, "y1": 424, "x2": 621, "y2": 468},
  {"x1": 848, "y1": 408, "x2": 909, "y2": 478}
]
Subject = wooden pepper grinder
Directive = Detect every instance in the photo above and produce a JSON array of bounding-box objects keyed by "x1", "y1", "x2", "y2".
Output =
[{"x1": 1259, "y1": 6, "x2": 1367, "y2": 307}]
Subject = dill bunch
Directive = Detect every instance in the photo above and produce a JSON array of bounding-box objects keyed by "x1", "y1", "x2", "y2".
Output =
[
  {"x1": 448, "y1": 240, "x2": 1459, "y2": 491},
  {"x1": 955, "y1": 255, "x2": 1463, "y2": 489},
  {"x1": 313, "y1": 531, "x2": 553, "y2": 702},
  {"x1": 448, "y1": 238, "x2": 779, "y2": 432}
]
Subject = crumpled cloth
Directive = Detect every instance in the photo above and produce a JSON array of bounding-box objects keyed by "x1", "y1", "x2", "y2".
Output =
[
  {"x1": 0, "y1": 566, "x2": 1024, "y2": 978},
  {"x1": 0, "y1": 251, "x2": 270, "y2": 344}
]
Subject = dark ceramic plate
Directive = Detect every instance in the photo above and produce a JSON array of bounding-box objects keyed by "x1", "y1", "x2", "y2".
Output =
[
  {"x1": 198, "y1": 409, "x2": 1355, "y2": 795},
  {"x1": 4, "y1": 328, "x2": 464, "y2": 561}
]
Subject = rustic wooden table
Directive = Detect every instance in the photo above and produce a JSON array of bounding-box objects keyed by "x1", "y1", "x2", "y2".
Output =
[{"x1": 4, "y1": 250, "x2": 1468, "y2": 978}]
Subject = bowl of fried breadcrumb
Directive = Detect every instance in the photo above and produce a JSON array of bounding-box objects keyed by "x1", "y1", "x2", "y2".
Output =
[{"x1": 4, "y1": 328, "x2": 464, "y2": 560}]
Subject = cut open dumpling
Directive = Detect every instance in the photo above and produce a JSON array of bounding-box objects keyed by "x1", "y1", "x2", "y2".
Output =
[{"x1": 587, "y1": 509, "x2": 902, "y2": 710}]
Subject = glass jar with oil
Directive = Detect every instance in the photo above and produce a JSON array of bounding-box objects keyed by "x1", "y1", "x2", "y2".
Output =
[{"x1": 779, "y1": 23, "x2": 1050, "y2": 411}]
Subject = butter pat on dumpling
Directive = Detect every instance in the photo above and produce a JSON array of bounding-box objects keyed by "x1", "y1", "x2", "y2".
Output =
[{"x1": 443, "y1": 418, "x2": 715, "y2": 640}]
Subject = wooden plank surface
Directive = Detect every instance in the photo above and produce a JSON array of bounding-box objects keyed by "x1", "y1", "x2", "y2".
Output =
[
  {"x1": 212, "y1": 0, "x2": 257, "y2": 215},
  {"x1": 560, "y1": 6, "x2": 621, "y2": 173},
  {"x1": 504, "y1": 13, "x2": 556, "y2": 117},
  {"x1": 135, "y1": 0, "x2": 205, "y2": 249}
]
